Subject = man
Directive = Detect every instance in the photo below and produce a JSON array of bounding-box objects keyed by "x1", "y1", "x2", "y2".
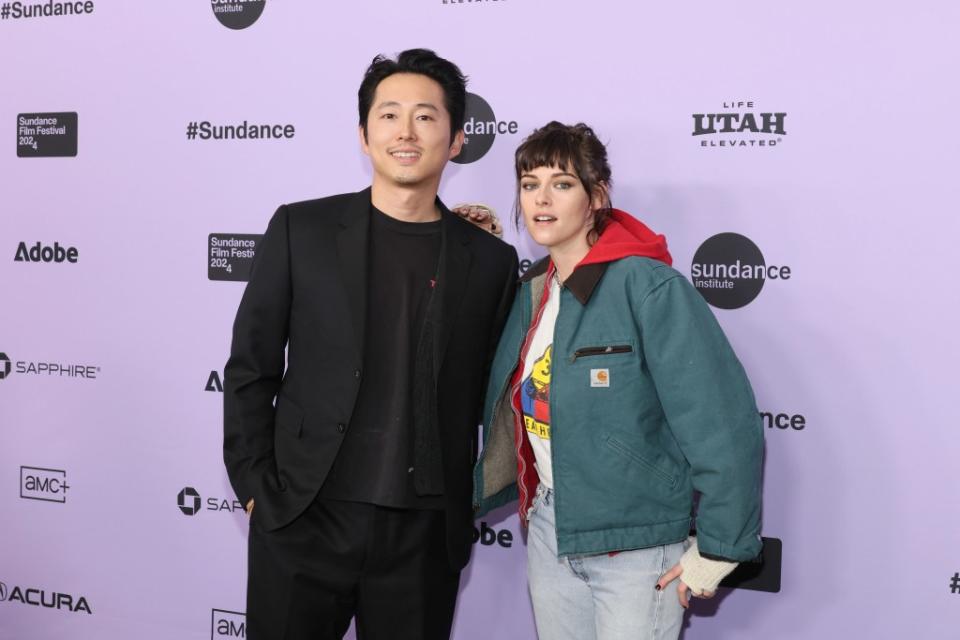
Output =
[{"x1": 223, "y1": 49, "x2": 519, "y2": 640}]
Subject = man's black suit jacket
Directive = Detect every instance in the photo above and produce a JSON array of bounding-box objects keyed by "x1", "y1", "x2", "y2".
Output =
[{"x1": 223, "y1": 187, "x2": 519, "y2": 570}]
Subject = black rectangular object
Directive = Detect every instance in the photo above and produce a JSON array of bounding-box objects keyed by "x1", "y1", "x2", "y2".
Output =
[
  {"x1": 17, "y1": 112, "x2": 78, "y2": 157},
  {"x1": 208, "y1": 233, "x2": 262, "y2": 282},
  {"x1": 720, "y1": 536, "x2": 782, "y2": 593}
]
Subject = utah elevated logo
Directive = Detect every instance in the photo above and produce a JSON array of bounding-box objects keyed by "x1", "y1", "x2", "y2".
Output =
[{"x1": 692, "y1": 101, "x2": 786, "y2": 148}]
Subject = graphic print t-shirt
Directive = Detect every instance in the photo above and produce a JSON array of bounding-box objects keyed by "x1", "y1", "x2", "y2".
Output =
[{"x1": 520, "y1": 275, "x2": 561, "y2": 489}]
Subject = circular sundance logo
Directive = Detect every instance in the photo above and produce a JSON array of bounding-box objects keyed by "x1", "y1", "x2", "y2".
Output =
[
  {"x1": 0, "y1": 353, "x2": 10, "y2": 379},
  {"x1": 211, "y1": 0, "x2": 265, "y2": 30},
  {"x1": 691, "y1": 233, "x2": 790, "y2": 309},
  {"x1": 452, "y1": 93, "x2": 518, "y2": 165}
]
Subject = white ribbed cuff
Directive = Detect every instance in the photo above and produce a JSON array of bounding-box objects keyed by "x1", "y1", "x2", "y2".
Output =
[{"x1": 679, "y1": 537, "x2": 738, "y2": 595}]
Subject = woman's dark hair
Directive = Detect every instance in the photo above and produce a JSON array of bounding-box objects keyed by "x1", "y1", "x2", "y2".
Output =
[
  {"x1": 358, "y1": 48, "x2": 468, "y2": 145},
  {"x1": 514, "y1": 121, "x2": 613, "y2": 244}
]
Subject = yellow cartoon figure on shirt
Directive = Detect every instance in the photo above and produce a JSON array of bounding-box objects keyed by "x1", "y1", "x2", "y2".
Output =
[{"x1": 522, "y1": 345, "x2": 552, "y2": 440}]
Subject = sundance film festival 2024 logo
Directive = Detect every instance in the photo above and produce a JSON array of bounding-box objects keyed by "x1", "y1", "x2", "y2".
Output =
[
  {"x1": 452, "y1": 93, "x2": 518, "y2": 164},
  {"x1": 209, "y1": 234, "x2": 261, "y2": 281},
  {"x1": 692, "y1": 101, "x2": 786, "y2": 148},
  {"x1": 211, "y1": 0, "x2": 264, "y2": 29},
  {"x1": 691, "y1": 233, "x2": 791, "y2": 309},
  {"x1": 17, "y1": 112, "x2": 77, "y2": 157}
]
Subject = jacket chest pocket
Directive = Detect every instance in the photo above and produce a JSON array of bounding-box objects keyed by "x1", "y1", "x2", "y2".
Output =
[
  {"x1": 569, "y1": 343, "x2": 634, "y2": 363},
  {"x1": 565, "y1": 341, "x2": 641, "y2": 390}
]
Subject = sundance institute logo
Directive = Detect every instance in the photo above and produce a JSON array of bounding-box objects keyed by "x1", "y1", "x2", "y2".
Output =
[
  {"x1": 691, "y1": 233, "x2": 791, "y2": 309},
  {"x1": 452, "y1": 93, "x2": 518, "y2": 164},
  {"x1": 211, "y1": 0, "x2": 265, "y2": 30}
]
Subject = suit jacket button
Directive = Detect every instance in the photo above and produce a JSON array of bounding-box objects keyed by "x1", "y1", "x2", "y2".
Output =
[
  {"x1": 337, "y1": 423, "x2": 346, "y2": 433},
  {"x1": 354, "y1": 369, "x2": 362, "y2": 379}
]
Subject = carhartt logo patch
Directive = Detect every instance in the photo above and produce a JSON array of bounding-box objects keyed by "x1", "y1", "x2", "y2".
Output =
[{"x1": 590, "y1": 369, "x2": 609, "y2": 387}]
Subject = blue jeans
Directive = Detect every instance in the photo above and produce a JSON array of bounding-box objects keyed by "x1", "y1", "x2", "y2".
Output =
[{"x1": 526, "y1": 486, "x2": 686, "y2": 640}]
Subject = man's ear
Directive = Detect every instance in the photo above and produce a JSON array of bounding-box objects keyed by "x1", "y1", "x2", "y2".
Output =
[
  {"x1": 358, "y1": 125, "x2": 370, "y2": 156},
  {"x1": 448, "y1": 129, "x2": 465, "y2": 160}
]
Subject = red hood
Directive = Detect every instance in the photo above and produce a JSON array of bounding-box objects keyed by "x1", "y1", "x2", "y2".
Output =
[{"x1": 577, "y1": 209, "x2": 672, "y2": 268}]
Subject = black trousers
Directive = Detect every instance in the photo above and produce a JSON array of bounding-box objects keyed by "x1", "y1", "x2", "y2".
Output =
[{"x1": 246, "y1": 497, "x2": 461, "y2": 640}]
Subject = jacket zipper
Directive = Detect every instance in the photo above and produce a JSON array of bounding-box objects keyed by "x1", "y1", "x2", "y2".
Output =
[
  {"x1": 569, "y1": 344, "x2": 633, "y2": 363},
  {"x1": 549, "y1": 281, "x2": 564, "y2": 541}
]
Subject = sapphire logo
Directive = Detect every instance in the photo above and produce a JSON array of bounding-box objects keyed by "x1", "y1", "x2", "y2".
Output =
[
  {"x1": 178, "y1": 487, "x2": 202, "y2": 516},
  {"x1": 0, "y1": 351, "x2": 100, "y2": 381},
  {"x1": 452, "y1": 93, "x2": 518, "y2": 164},
  {"x1": 211, "y1": 0, "x2": 265, "y2": 30},
  {"x1": 177, "y1": 486, "x2": 245, "y2": 516}
]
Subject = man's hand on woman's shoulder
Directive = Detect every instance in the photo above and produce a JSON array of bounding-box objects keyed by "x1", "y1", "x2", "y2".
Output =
[{"x1": 452, "y1": 203, "x2": 503, "y2": 238}]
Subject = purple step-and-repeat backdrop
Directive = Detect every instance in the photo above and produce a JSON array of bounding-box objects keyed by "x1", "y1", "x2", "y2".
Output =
[{"x1": 2, "y1": 2, "x2": 958, "y2": 639}]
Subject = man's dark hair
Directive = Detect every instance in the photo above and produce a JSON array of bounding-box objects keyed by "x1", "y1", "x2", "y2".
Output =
[{"x1": 358, "y1": 48, "x2": 468, "y2": 145}]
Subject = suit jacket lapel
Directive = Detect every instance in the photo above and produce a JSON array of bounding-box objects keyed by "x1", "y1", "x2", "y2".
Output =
[
  {"x1": 433, "y1": 202, "x2": 473, "y2": 374},
  {"x1": 335, "y1": 188, "x2": 371, "y2": 359}
]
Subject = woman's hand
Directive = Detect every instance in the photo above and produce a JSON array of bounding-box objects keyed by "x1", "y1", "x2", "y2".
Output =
[
  {"x1": 656, "y1": 563, "x2": 716, "y2": 609},
  {"x1": 451, "y1": 203, "x2": 503, "y2": 238}
]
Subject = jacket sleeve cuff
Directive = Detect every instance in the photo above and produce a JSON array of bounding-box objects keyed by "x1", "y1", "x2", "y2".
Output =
[{"x1": 679, "y1": 537, "x2": 738, "y2": 595}]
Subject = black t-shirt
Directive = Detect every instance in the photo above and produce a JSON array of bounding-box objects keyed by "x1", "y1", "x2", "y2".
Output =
[{"x1": 319, "y1": 205, "x2": 444, "y2": 509}]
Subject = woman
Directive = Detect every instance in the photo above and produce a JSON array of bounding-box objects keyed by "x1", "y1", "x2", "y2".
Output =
[{"x1": 472, "y1": 122, "x2": 763, "y2": 639}]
